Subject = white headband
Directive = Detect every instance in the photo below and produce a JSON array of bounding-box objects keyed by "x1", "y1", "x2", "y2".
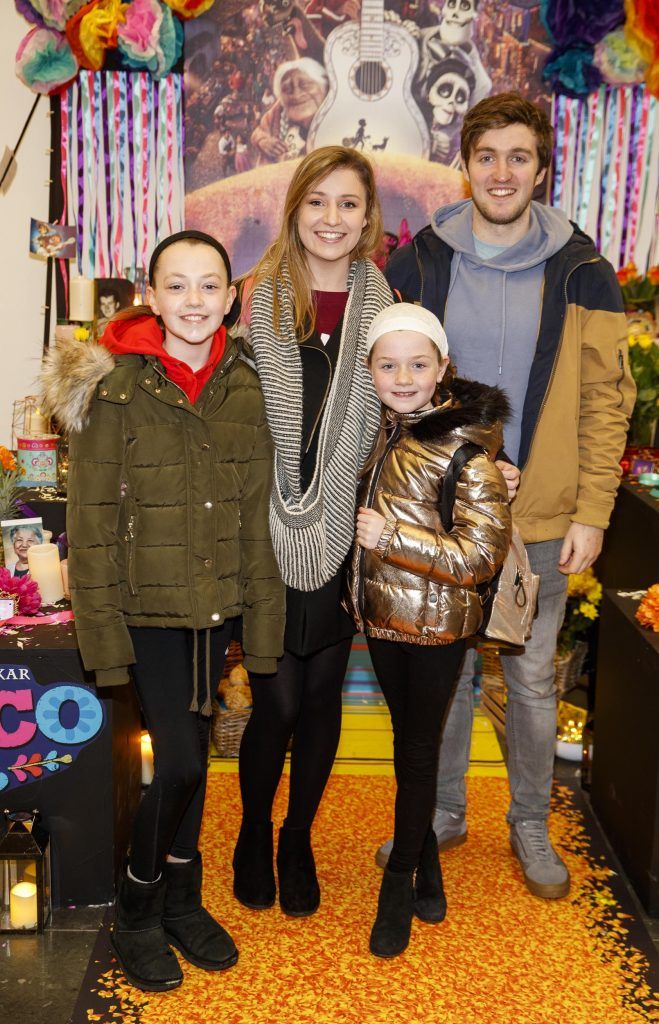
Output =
[{"x1": 366, "y1": 302, "x2": 449, "y2": 358}]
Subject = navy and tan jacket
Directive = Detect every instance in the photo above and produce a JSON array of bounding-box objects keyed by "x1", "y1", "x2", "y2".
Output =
[{"x1": 385, "y1": 223, "x2": 636, "y2": 543}]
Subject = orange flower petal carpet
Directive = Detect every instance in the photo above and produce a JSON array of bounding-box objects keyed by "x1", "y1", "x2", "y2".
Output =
[{"x1": 72, "y1": 774, "x2": 659, "y2": 1024}]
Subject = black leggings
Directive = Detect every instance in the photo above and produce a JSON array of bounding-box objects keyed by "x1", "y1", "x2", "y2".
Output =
[
  {"x1": 368, "y1": 637, "x2": 466, "y2": 873},
  {"x1": 238, "y1": 637, "x2": 353, "y2": 829},
  {"x1": 127, "y1": 622, "x2": 233, "y2": 881}
]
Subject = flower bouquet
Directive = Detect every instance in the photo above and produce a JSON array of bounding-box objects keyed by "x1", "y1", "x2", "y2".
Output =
[{"x1": 557, "y1": 567, "x2": 602, "y2": 655}]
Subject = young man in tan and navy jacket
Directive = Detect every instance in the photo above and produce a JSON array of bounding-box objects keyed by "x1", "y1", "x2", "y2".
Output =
[{"x1": 377, "y1": 92, "x2": 635, "y2": 899}]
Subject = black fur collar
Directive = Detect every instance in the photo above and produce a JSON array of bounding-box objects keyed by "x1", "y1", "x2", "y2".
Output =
[{"x1": 402, "y1": 377, "x2": 510, "y2": 444}]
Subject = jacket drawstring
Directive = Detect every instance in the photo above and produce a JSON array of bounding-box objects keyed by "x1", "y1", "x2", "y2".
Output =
[
  {"x1": 189, "y1": 628, "x2": 213, "y2": 717},
  {"x1": 498, "y1": 272, "x2": 507, "y2": 376},
  {"x1": 190, "y1": 629, "x2": 200, "y2": 712}
]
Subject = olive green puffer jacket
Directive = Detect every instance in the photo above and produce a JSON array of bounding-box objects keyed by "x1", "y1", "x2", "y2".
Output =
[{"x1": 42, "y1": 333, "x2": 285, "y2": 686}]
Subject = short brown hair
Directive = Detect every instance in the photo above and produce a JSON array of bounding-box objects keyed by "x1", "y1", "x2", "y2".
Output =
[{"x1": 460, "y1": 93, "x2": 553, "y2": 173}]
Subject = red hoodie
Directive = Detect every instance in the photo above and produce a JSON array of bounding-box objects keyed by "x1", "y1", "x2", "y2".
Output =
[{"x1": 101, "y1": 315, "x2": 227, "y2": 405}]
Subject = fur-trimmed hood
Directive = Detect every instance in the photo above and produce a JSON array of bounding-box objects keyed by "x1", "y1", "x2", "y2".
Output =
[
  {"x1": 40, "y1": 330, "x2": 247, "y2": 434},
  {"x1": 41, "y1": 335, "x2": 117, "y2": 434},
  {"x1": 399, "y1": 377, "x2": 510, "y2": 448}
]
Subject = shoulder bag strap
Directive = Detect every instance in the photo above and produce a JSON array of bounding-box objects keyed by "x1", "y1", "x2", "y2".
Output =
[{"x1": 440, "y1": 441, "x2": 487, "y2": 532}]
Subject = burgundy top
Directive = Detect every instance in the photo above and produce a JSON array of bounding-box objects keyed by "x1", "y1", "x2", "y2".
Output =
[{"x1": 313, "y1": 289, "x2": 348, "y2": 339}]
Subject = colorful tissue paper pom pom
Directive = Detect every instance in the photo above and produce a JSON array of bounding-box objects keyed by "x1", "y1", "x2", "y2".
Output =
[
  {"x1": 14, "y1": 1, "x2": 45, "y2": 27},
  {"x1": 594, "y1": 28, "x2": 648, "y2": 83},
  {"x1": 543, "y1": 45, "x2": 603, "y2": 97},
  {"x1": 16, "y1": 25, "x2": 78, "y2": 94},
  {"x1": 161, "y1": 0, "x2": 215, "y2": 18},
  {"x1": 66, "y1": 0, "x2": 127, "y2": 71},
  {"x1": 118, "y1": 1, "x2": 182, "y2": 78},
  {"x1": 117, "y1": 0, "x2": 163, "y2": 64},
  {"x1": 35, "y1": 0, "x2": 68, "y2": 30},
  {"x1": 540, "y1": 0, "x2": 624, "y2": 49}
]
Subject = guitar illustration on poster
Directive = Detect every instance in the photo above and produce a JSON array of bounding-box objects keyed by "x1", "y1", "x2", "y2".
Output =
[{"x1": 308, "y1": 0, "x2": 430, "y2": 159}]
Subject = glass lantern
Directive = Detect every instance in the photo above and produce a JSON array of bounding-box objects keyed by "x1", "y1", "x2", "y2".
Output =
[{"x1": 0, "y1": 809, "x2": 52, "y2": 933}]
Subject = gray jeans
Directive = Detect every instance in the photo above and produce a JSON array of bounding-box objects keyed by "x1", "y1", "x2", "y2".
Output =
[{"x1": 435, "y1": 538, "x2": 568, "y2": 823}]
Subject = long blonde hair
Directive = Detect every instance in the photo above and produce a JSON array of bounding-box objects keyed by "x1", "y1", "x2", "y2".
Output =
[{"x1": 244, "y1": 146, "x2": 384, "y2": 342}]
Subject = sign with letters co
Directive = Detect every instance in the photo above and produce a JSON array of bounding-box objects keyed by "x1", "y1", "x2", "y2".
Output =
[{"x1": 0, "y1": 665, "x2": 105, "y2": 792}]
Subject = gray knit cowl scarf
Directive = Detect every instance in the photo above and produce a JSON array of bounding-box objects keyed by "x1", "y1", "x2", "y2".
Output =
[{"x1": 250, "y1": 258, "x2": 393, "y2": 591}]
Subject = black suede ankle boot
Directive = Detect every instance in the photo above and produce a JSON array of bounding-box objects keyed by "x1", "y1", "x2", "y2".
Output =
[
  {"x1": 163, "y1": 853, "x2": 238, "y2": 971},
  {"x1": 276, "y1": 823, "x2": 320, "y2": 917},
  {"x1": 413, "y1": 825, "x2": 447, "y2": 923},
  {"x1": 111, "y1": 872, "x2": 183, "y2": 992},
  {"x1": 232, "y1": 821, "x2": 276, "y2": 909},
  {"x1": 369, "y1": 867, "x2": 415, "y2": 959}
]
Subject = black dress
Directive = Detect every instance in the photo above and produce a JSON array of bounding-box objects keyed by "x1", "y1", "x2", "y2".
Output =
[{"x1": 283, "y1": 306, "x2": 356, "y2": 657}]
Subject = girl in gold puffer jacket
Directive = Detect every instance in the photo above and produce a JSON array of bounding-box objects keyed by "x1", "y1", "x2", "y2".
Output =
[{"x1": 344, "y1": 303, "x2": 511, "y2": 959}]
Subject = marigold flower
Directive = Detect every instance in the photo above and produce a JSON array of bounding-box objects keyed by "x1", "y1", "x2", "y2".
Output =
[
  {"x1": 616, "y1": 261, "x2": 639, "y2": 286},
  {"x1": 578, "y1": 601, "x2": 598, "y2": 620},
  {"x1": 636, "y1": 584, "x2": 659, "y2": 632}
]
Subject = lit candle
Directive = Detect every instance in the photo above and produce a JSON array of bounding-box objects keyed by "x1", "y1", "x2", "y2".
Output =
[
  {"x1": 26, "y1": 543, "x2": 64, "y2": 605},
  {"x1": 10, "y1": 881, "x2": 38, "y2": 929},
  {"x1": 26, "y1": 405, "x2": 49, "y2": 436},
  {"x1": 69, "y1": 275, "x2": 95, "y2": 322},
  {"x1": 141, "y1": 732, "x2": 154, "y2": 786}
]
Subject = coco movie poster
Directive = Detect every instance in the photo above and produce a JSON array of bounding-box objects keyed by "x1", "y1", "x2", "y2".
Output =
[{"x1": 184, "y1": 0, "x2": 552, "y2": 274}]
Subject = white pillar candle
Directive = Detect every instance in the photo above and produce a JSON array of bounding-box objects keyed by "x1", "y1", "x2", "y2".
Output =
[
  {"x1": 69, "y1": 275, "x2": 95, "y2": 322},
  {"x1": 141, "y1": 732, "x2": 154, "y2": 786},
  {"x1": 60, "y1": 558, "x2": 69, "y2": 598},
  {"x1": 27, "y1": 543, "x2": 65, "y2": 605},
  {"x1": 10, "y1": 881, "x2": 38, "y2": 929},
  {"x1": 26, "y1": 406, "x2": 49, "y2": 435}
]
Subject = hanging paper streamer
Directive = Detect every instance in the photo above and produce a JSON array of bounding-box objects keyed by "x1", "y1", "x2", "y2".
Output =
[
  {"x1": 60, "y1": 70, "x2": 184, "y2": 280},
  {"x1": 551, "y1": 83, "x2": 658, "y2": 271}
]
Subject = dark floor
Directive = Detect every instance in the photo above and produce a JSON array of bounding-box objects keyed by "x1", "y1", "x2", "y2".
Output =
[{"x1": 2, "y1": 762, "x2": 657, "y2": 1024}]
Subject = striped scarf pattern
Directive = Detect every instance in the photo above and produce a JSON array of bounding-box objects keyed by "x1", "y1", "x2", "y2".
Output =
[{"x1": 251, "y1": 259, "x2": 392, "y2": 591}]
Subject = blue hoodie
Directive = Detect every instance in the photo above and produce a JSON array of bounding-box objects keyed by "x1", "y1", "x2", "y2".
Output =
[{"x1": 434, "y1": 199, "x2": 573, "y2": 462}]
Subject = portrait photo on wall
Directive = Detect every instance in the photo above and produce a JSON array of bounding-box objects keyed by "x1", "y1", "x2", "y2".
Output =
[
  {"x1": 1, "y1": 517, "x2": 44, "y2": 579},
  {"x1": 29, "y1": 218, "x2": 77, "y2": 261},
  {"x1": 184, "y1": 0, "x2": 552, "y2": 274},
  {"x1": 95, "y1": 278, "x2": 136, "y2": 323}
]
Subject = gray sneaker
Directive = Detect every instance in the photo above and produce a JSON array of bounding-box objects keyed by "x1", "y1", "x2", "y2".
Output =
[
  {"x1": 510, "y1": 820, "x2": 570, "y2": 899},
  {"x1": 374, "y1": 809, "x2": 467, "y2": 869}
]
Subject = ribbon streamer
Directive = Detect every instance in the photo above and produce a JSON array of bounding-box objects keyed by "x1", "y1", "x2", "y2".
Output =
[{"x1": 60, "y1": 70, "x2": 184, "y2": 279}]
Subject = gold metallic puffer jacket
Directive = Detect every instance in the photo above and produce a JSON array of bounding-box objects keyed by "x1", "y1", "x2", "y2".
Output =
[{"x1": 344, "y1": 379, "x2": 512, "y2": 645}]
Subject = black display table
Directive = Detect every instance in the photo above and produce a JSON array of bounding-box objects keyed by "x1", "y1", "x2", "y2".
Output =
[
  {"x1": 0, "y1": 612, "x2": 141, "y2": 907},
  {"x1": 591, "y1": 590, "x2": 659, "y2": 916},
  {"x1": 598, "y1": 480, "x2": 659, "y2": 590}
]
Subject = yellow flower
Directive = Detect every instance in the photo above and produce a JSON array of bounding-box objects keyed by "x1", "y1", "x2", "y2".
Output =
[
  {"x1": 586, "y1": 582, "x2": 602, "y2": 604},
  {"x1": 567, "y1": 569, "x2": 596, "y2": 597},
  {"x1": 74, "y1": 326, "x2": 90, "y2": 342},
  {"x1": 579, "y1": 601, "x2": 598, "y2": 620},
  {"x1": 637, "y1": 333, "x2": 654, "y2": 350},
  {"x1": 628, "y1": 333, "x2": 638, "y2": 347}
]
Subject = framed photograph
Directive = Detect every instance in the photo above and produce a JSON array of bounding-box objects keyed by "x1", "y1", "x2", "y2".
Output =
[
  {"x1": 29, "y1": 219, "x2": 77, "y2": 260},
  {"x1": 1, "y1": 517, "x2": 44, "y2": 579},
  {"x1": 96, "y1": 278, "x2": 136, "y2": 321}
]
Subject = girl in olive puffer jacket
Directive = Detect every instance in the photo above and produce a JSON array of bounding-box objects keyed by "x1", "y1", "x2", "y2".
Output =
[{"x1": 42, "y1": 231, "x2": 284, "y2": 994}]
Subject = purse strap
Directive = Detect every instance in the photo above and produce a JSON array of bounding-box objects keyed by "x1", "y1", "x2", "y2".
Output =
[{"x1": 440, "y1": 441, "x2": 487, "y2": 532}]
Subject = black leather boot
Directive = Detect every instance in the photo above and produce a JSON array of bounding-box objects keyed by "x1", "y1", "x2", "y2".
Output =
[
  {"x1": 163, "y1": 853, "x2": 238, "y2": 972},
  {"x1": 111, "y1": 872, "x2": 183, "y2": 992},
  {"x1": 413, "y1": 825, "x2": 447, "y2": 923},
  {"x1": 369, "y1": 868, "x2": 415, "y2": 959},
  {"x1": 276, "y1": 823, "x2": 320, "y2": 917},
  {"x1": 232, "y1": 821, "x2": 276, "y2": 909}
]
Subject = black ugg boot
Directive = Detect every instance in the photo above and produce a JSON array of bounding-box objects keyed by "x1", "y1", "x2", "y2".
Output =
[
  {"x1": 369, "y1": 868, "x2": 415, "y2": 959},
  {"x1": 276, "y1": 823, "x2": 320, "y2": 917},
  {"x1": 163, "y1": 853, "x2": 238, "y2": 971},
  {"x1": 413, "y1": 825, "x2": 447, "y2": 924},
  {"x1": 111, "y1": 872, "x2": 183, "y2": 992},
  {"x1": 232, "y1": 821, "x2": 276, "y2": 909}
]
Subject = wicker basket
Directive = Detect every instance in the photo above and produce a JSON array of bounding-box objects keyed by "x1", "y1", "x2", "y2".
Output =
[
  {"x1": 480, "y1": 639, "x2": 588, "y2": 697},
  {"x1": 211, "y1": 640, "x2": 251, "y2": 758}
]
